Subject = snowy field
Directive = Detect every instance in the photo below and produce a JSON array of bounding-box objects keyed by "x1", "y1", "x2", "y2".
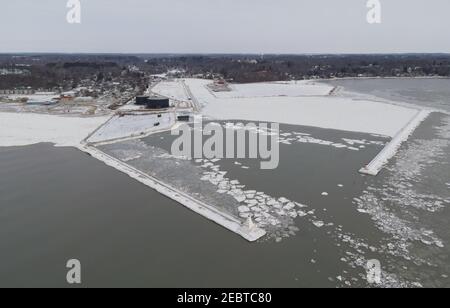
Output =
[
  {"x1": 152, "y1": 81, "x2": 189, "y2": 101},
  {"x1": 87, "y1": 112, "x2": 175, "y2": 144},
  {"x1": 213, "y1": 81, "x2": 334, "y2": 98},
  {"x1": 203, "y1": 96, "x2": 419, "y2": 137},
  {"x1": 181, "y1": 79, "x2": 422, "y2": 138},
  {"x1": 0, "y1": 112, "x2": 108, "y2": 147},
  {"x1": 2, "y1": 94, "x2": 59, "y2": 102}
]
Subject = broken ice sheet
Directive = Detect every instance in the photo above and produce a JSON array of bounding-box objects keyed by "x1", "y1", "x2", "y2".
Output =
[{"x1": 196, "y1": 160, "x2": 314, "y2": 241}]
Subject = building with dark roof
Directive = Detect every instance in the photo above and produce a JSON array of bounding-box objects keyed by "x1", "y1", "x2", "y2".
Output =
[{"x1": 135, "y1": 96, "x2": 170, "y2": 109}]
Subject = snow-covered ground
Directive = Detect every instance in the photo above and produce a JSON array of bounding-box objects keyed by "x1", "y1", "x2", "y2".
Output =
[
  {"x1": 0, "y1": 112, "x2": 108, "y2": 147},
  {"x1": 3, "y1": 93, "x2": 59, "y2": 102},
  {"x1": 204, "y1": 96, "x2": 420, "y2": 137},
  {"x1": 213, "y1": 80, "x2": 334, "y2": 98},
  {"x1": 152, "y1": 81, "x2": 189, "y2": 101},
  {"x1": 179, "y1": 79, "x2": 420, "y2": 137},
  {"x1": 87, "y1": 112, "x2": 175, "y2": 144}
]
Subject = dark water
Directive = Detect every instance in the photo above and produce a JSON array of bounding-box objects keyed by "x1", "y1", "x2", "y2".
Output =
[
  {"x1": 0, "y1": 129, "x2": 389, "y2": 288},
  {"x1": 0, "y1": 143, "x2": 330, "y2": 288}
]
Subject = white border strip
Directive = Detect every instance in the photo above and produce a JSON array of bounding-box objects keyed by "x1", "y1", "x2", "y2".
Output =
[{"x1": 360, "y1": 110, "x2": 431, "y2": 176}]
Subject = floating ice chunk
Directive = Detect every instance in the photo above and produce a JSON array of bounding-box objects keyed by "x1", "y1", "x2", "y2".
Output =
[
  {"x1": 235, "y1": 195, "x2": 246, "y2": 203},
  {"x1": 252, "y1": 207, "x2": 262, "y2": 213},
  {"x1": 288, "y1": 211, "x2": 298, "y2": 218},
  {"x1": 200, "y1": 175, "x2": 211, "y2": 181},
  {"x1": 245, "y1": 200, "x2": 258, "y2": 206},
  {"x1": 283, "y1": 202, "x2": 296, "y2": 211},
  {"x1": 295, "y1": 202, "x2": 308, "y2": 208},
  {"x1": 275, "y1": 210, "x2": 286, "y2": 216},
  {"x1": 266, "y1": 199, "x2": 278, "y2": 206},
  {"x1": 297, "y1": 210, "x2": 308, "y2": 217},
  {"x1": 313, "y1": 221, "x2": 325, "y2": 228},
  {"x1": 278, "y1": 197, "x2": 290, "y2": 204},
  {"x1": 436, "y1": 241, "x2": 445, "y2": 248},
  {"x1": 333, "y1": 144, "x2": 347, "y2": 148},
  {"x1": 238, "y1": 206, "x2": 250, "y2": 213}
]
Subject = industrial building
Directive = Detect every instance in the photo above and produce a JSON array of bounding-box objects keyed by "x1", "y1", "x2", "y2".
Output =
[
  {"x1": 176, "y1": 111, "x2": 192, "y2": 122},
  {"x1": 135, "y1": 95, "x2": 170, "y2": 109}
]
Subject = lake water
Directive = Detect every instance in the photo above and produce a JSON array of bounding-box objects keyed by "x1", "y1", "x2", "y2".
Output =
[
  {"x1": 0, "y1": 79, "x2": 449, "y2": 287},
  {"x1": 325, "y1": 78, "x2": 450, "y2": 113}
]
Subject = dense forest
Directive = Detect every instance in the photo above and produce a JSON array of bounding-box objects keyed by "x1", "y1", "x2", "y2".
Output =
[{"x1": 1, "y1": 53, "x2": 449, "y2": 89}]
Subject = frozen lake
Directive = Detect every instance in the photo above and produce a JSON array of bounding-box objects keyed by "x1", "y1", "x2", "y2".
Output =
[{"x1": 324, "y1": 77, "x2": 450, "y2": 113}]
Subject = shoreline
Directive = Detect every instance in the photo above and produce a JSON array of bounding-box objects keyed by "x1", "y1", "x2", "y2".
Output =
[{"x1": 315, "y1": 75, "x2": 450, "y2": 82}]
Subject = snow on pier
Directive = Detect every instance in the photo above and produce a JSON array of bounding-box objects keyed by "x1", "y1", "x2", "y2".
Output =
[
  {"x1": 86, "y1": 112, "x2": 175, "y2": 144},
  {"x1": 79, "y1": 145, "x2": 266, "y2": 242},
  {"x1": 360, "y1": 110, "x2": 431, "y2": 176}
]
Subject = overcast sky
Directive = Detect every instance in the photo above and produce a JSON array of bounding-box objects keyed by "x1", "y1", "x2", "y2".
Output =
[{"x1": 1, "y1": 0, "x2": 450, "y2": 54}]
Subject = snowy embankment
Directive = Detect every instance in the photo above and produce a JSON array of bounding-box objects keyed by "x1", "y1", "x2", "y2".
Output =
[
  {"x1": 80, "y1": 145, "x2": 266, "y2": 242},
  {"x1": 152, "y1": 81, "x2": 190, "y2": 101},
  {"x1": 359, "y1": 110, "x2": 431, "y2": 176},
  {"x1": 0, "y1": 112, "x2": 109, "y2": 147},
  {"x1": 87, "y1": 112, "x2": 175, "y2": 144}
]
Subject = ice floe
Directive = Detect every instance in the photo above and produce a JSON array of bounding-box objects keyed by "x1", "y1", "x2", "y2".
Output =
[{"x1": 197, "y1": 159, "x2": 312, "y2": 240}]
